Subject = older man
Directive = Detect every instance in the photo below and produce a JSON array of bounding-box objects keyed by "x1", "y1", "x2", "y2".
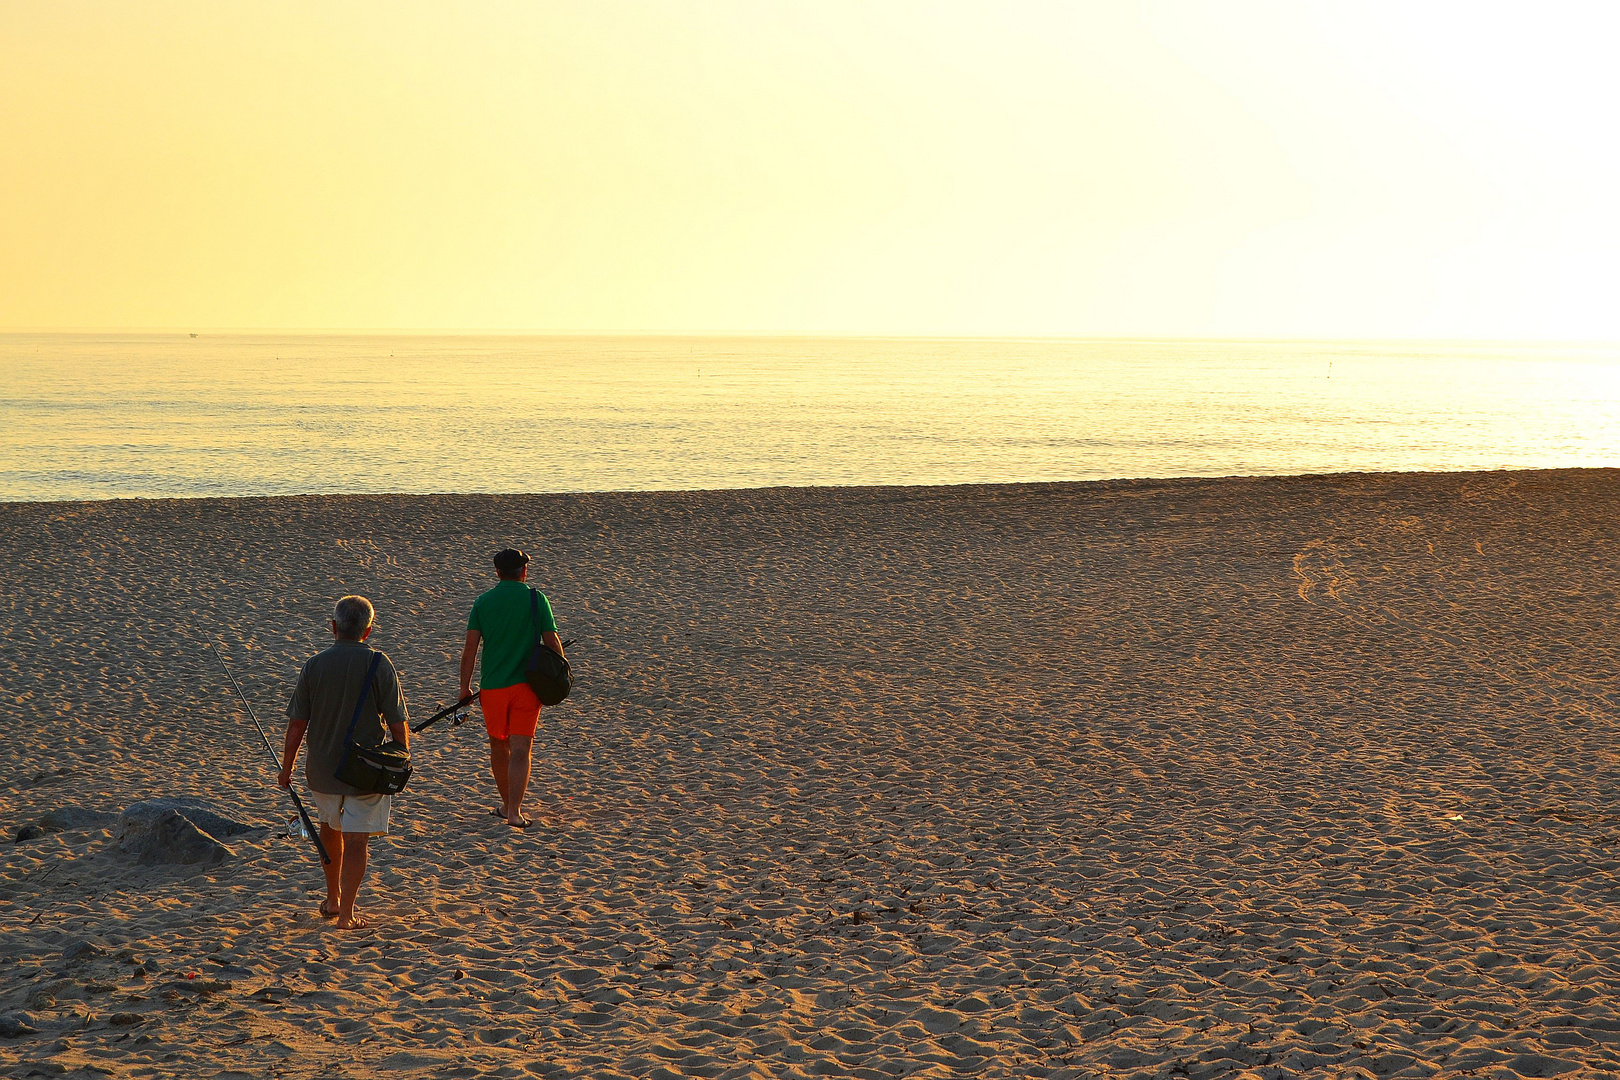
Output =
[{"x1": 279, "y1": 595, "x2": 409, "y2": 930}]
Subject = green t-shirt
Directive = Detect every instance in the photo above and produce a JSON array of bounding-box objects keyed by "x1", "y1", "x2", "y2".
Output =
[{"x1": 468, "y1": 580, "x2": 558, "y2": 691}]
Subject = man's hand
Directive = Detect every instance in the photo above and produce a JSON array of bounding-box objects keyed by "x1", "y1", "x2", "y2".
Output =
[{"x1": 277, "y1": 766, "x2": 293, "y2": 789}]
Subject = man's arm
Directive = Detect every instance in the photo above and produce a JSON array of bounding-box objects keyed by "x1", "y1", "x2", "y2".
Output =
[
  {"x1": 278, "y1": 720, "x2": 307, "y2": 789},
  {"x1": 542, "y1": 630, "x2": 564, "y2": 658},
  {"x1": 459, "y1": 629, "x2": 481, "y2": 699},
  {"x1": 280, "y1": 666, "x2": 310, "y2": 789},
  {"x1": 378, "y1": 661, "x2": 411, "y2": 750}
]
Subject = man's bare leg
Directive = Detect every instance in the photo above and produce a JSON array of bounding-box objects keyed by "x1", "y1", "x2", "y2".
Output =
[
  {"x1": 319, "y1": 825, "x2": 343, "y2": 917},
  {"x1": 506, "y1": 734, "x2": 534, "y2": 827},
  {"x1": 489, "y1": 737, "x2": 512, "y2": 814},
  {"x1": 335, "y1": 831, "x2": 370, "y2": 930}
]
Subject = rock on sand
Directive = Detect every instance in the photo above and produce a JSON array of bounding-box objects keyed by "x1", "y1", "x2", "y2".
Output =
[{"x1": 114, "y1": 799, "x2": 256, "y2": 867}]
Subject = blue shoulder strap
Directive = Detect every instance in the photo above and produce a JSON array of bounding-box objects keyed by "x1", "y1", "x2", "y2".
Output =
[{"x1": 336, "y1": 651, "x2": 385, "y2": 774}]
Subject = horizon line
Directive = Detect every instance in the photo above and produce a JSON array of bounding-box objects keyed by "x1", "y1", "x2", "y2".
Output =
[{"x1": 4, "y1": 328, "x2": 1618, "y2": 347}]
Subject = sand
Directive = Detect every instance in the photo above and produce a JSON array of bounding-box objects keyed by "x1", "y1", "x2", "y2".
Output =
[{"x1": 4, "y1": 469, "x2": 1620, "y2": 1079}]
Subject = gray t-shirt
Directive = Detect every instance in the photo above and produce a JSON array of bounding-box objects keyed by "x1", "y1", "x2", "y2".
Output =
[{"x1": 287, "y1": 640, "x2": 408, "y2": 795}]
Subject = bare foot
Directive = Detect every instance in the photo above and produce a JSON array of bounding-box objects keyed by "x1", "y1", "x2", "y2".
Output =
[
  {"x1": 334, "y1": 913, "x2": 370, "y2": 930},
  {"x1": 318, "y1": 900, "x2": 340, "y2": 919}
]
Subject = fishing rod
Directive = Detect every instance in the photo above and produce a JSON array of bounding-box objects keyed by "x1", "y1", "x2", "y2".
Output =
[
  {"x1": 209, "y1": 642, "x2": 330, "y2": 866},
  {"x1": 413, "y1": 638, "x2": 578, "y2": 735},
  {"x1": 411, "y1": 694, "x2": 476, "y2": 735}
]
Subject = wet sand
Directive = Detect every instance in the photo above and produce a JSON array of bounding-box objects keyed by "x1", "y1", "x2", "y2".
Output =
[{"x1": 4, "y1": 470, "x2": 1620, "y2": 1079}]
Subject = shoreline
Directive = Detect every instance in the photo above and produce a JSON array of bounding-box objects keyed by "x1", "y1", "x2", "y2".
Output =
[
  {"x1": 4, "y1": 461, "x2": 1618, "y2": 511},
  {"x1": 5, "y1": 467, "x2": 1620, "y2": 1077}
]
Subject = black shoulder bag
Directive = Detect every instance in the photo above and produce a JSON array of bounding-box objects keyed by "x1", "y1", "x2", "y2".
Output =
[
  {"x1": 524, "y1": 587, "x2": 573, "y2": 707},
  {"x1": 334, "y1": 652, "x2": 414, "y2": 795}
]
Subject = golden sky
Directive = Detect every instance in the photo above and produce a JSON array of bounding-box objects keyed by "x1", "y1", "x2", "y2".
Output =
[{"x1": 2, "y1": 1, "x2": 1616, "y2": 338}]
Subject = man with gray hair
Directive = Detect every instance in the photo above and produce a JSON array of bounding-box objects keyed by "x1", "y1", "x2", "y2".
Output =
[{"x1": 279, "y1": 594, "x2": 410, "y2": 930}]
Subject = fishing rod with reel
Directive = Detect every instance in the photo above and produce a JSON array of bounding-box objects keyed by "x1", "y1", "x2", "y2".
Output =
[
  {"x1": 209, "y1": 642, "x2": 330, "y2": 866},
  {"x1": 411, "y1": 694, "x2": 476, "y2": 735},
  {"x1": 413, "y1": 638, "x2": 577, "y2": 736}
]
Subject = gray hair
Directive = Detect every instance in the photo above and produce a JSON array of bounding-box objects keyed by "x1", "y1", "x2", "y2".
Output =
[{"x1": 332, "y1": 595, "x2": 375, "y2": 640}]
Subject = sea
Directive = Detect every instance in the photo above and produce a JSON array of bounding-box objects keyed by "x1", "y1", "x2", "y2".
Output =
[{"x1": 4, "y1": 333, "x2": 1619, "y2": 502}]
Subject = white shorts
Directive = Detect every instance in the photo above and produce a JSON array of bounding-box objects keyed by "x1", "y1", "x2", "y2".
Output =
[{"x1": 310, "y1": 791, "x2": 392, "y2": 835}]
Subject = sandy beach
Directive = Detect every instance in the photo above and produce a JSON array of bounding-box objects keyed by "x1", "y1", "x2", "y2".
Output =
[{"x1": 5, "y1": 469, "x2": 1620, "y2": 1079}]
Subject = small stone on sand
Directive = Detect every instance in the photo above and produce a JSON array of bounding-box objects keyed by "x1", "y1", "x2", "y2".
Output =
[{"x1": 61, "y1": 940, "x2": 105, "y2": 964}]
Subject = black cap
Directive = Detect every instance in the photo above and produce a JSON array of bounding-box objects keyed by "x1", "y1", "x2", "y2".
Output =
[{"x1": 493, "y1": 548, "x2": 530, "y2": 575}]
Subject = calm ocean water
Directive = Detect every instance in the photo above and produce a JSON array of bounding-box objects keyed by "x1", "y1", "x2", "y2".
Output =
[{"x1": 4, "y1": 334, "x2": 1619, "y2": 502}]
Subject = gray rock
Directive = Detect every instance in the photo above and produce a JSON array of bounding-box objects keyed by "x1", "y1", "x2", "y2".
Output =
[
  {"x1": 113, "y1": 799, "x2": 257, "y2": 866},
  {"x1": 38, "y1": 808, "x2": 118, "y2": 833},
  {"x1": 13, "y1": 825, "x2": 44, "y2": 843},
  {"x1": 61, "y1": 940, "x2": 104, "y2": 963},
  {"x1": 0, "y1": 1011, "x2": 39, "y2": 1038},
  {"x1": 117, "y1": 810, "x2": 231, "y2": 866},
  {"x1": 116, "y1": 799, "x2": 256, "y2": 840}
]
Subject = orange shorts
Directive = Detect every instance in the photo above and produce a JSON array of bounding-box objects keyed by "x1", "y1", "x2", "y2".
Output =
[{"x1": 479, "y1": 683, "x2": 541, "y2": 740}]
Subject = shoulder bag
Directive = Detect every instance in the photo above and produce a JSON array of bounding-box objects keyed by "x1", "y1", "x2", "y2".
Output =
[
  {"x1": 334, "y1": 651, "x2": 413, "y2": 795},
  {"x1": 524, "y1": 587, "x2": 573, "y2": 707}
]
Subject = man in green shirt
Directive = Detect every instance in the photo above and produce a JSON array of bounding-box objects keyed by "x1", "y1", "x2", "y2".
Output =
[{"x1": 459, "y1": 548, "x2": 564, "y2": 829}]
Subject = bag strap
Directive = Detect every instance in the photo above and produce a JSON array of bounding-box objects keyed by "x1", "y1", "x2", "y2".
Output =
[
  {"x1": 335, "y1": 651, "x2": 384, "y2": 775},
  {"x1": 529, "y1": 586, "x2": 541, "y2": 654}
]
